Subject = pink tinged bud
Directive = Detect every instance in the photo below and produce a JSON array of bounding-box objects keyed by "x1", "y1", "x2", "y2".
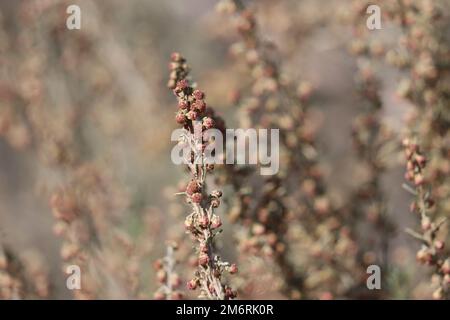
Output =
[
  {"x1": 178, "y1": 100, "x2": 189, "y2": 110},
  {"x1": 186, "y1": 110, "x2": 198, "y2": 121},
  {"x1": 193, "y1": 100, "x2": 206, "y2": 113},
  {"x1": 415, "y1": 154, "x2": 427, "y2": 167},
  {"x1": 229, "y1": 263, "x2": 238, "y2": 274},
  {"x1": 199, "y1": 215, "x2": 209, "y2": 228},
  {"x1": 171, "y1": 292, "x2": 183, "y2": 300},
  {"x1": 171, "y1": 274, "x2": 182, "y2": 287},
  {"x1": 154, "y1": 292, "x2": 166, "y2": 300},
  {"x1": 434, "y1": 240, "x2": 445, "y2": 251},
  {"x1": 199, "y1": 242, "x2": 208, "y2": 253},
  {"x1": 202, "y1": 117, "x2": 214, "y2": 129},
  {"x1": 176, "y1": 79, "x2": 188, "y2": 90},
  {"x1": 225, "y1": 287, "x2": 237, "y2": 299},
  {"x1": 198, "y1": 253, "x2": 209, "y2": 266},
  {"x1": 193, "y1": 89, "x2": 204, "y2": 100},
  {"x1": 414, "y1": 174, "x2": 424, "y2": 186},
  {"x1": 187, "y1": 279, "x2": 198, "y2": 290},
  {"x1": 156, "y1": 270, "x2": 167, "y2": 283},
  {"x1": 153, "y1": 259, "x2": 163, "y2": 270},
  {"x1": 175, "y1": 112, "x2": 186, "y2": 124},
  {"x1": 421, "y1": 216, "x2": 431, "y2": 231},
  {"x1": 442, "y1": 259, "x2": 450, "y2": 274},
  {"x1": 171, "y1": 52, "x2": 182, "y2": 62},
  {"x1": 211, "y1": 215, "x2": 222, "y2": 229},
  {"x1": 191, "y1": 192, "x2": 202, "y2": 204},
  {"x1": 186, "y1": 180, "x2": 200, "y2": 195}
]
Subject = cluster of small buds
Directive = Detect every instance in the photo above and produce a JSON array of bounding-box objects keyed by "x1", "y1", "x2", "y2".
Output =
[
  {"x1": 153, "y1": 244, "x2": 184, "y2": 300},
  {"x1": 0, "y1": 247, "x2": 24, "y2": 299},
  {"x1": 403, "y1": 139, "x2": 449, "y2": 299},
  {"x1": 348, "y1": 0, "x2": 449, "y2": 298},
  {"x1": 49, "y1": 187, "x2": 97, "y2": 300},
  {"x1": 169, "y1": 53, "x2": 237, "y2": 300},
  {"x1": 349, "y1": 58, "x2": 395, "y2": 286},
  {"x1": 168, "y1": 53, "x2": 224, "y2": 134}
]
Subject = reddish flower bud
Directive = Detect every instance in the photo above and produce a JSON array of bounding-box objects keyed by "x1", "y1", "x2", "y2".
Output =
[
  {"x1": 178, "y1": 100, "x2": 189, "y2": 110},
  {"x1": 171, "y1": 274, "x2": 182, "y2": 287},
  {"x1": 191, "y1": 192, "x2": 202, "y2": 204},
  {"x1": 154, "y1": 291, "x2": 166, "y2": 300},
  {"x1": 434, "y1": 240, "x2": 445, "y2": 251},
  {"x1": 202, "y1": 117, "x2": 214, "y2": 129},
  {"x1": 414, "y1": 174, "x2": 425, "y2": 186},
  {"x1": 199, "y1": 215, "x2": 209, "y2": 228},
  {"x1": 225, "y1": 286, "x2": 237, "y2": 299},
  {"x1": 421, "y1": 216, "x2": 431, "y2": 231},
  {"x1": 193, "y1": 100, "x2": 206, "y2": 112},
  {"x1": 175, "y1": 112, "x2": 186, "y2": 124},
  {"x1": 441, "y1": 259, "x2": 450, "y2": 274},
  {"x1": 211, "y1": 198, "x2": 220, "y2": 208},
  {"x1": 415, "y1": 154, "x2": 427, "y2": 168},
  {"x1": 171, "y1": 291, "x2": 183, "y2": 300},
  {"x1": 401, "y1": 138, "x2": 410, "y2": 147},
  {"x1": 229, "y1": 263, "x2": 238, "y2": 274},
  {"x1": 171, "y1": 52, "x2": 182, "y2": 62},
  {"x1": 211, "y1": 215, "x2": 222, "y2": 229},
  {"x1": 186, "y1": 180, "x2": 200, "y2": 195},
  {"x1": 198, "y1": 253, "x2": 209, "y2": 266},
  {"x1": 199, "y1": 242, "x2": 208, "y2": 253},
  {"x1": 193, "y1": 89, "x2": 204, "y2": 100},
  {"x1": 153, "y1": 259, "x2": 163, "y2": 270},
  {"x1": 176, "y1": 79, "x2": 188, "y2": 90},
  {"x1": 416, "y1": 247, "x2": 432, "y2": 264},
  {"x1": 252, "y1": 223, "x2": 265, "y2": 236},
  {"x1": 186, "y1": 110, "x2": 198, "y2": 121},
  {"x1": 187, "y1": 279, "x2": 198, "y2": 290},
  {"x1": 156, "y1": 269, "x2": 167, "y2": 283}
]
